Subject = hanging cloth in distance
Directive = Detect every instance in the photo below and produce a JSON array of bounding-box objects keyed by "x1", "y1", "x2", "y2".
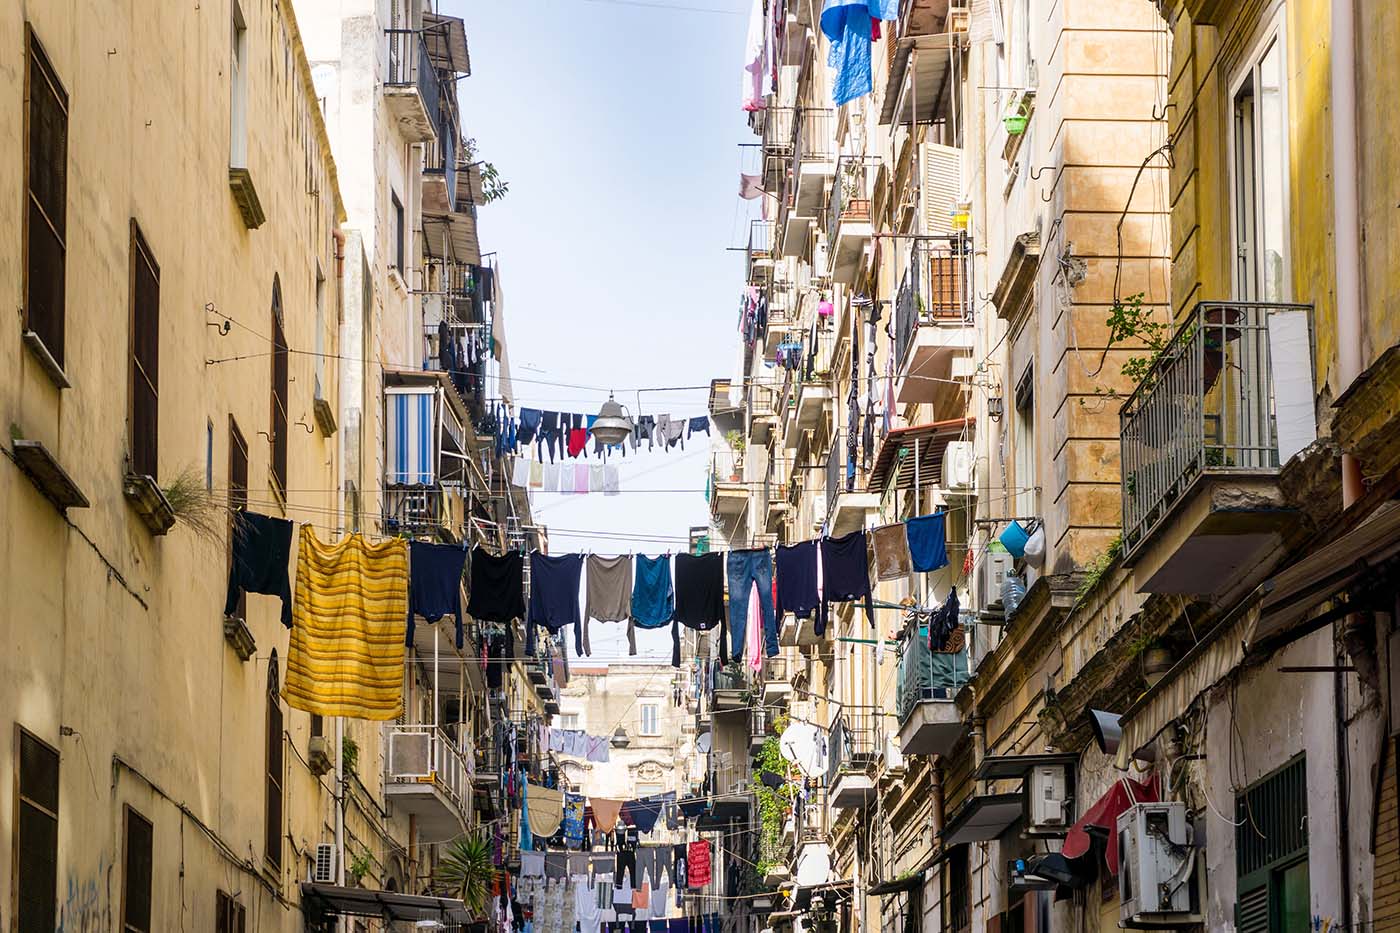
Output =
[
  {"x1": 467, "y1": 547, "x2": 525, "y2": 623},
  {"x1": 821, "y1": 529, "x2": 874, "y2": 627},
  {"x1": 673, "y1": 553, "x2": 729, "y2": 664},
  {"x1": 529, "y1": 552, "x2": 585, "y2": 655},
  {"x1": 869, "y1": 523, "x2": 912, "y2": 581}
]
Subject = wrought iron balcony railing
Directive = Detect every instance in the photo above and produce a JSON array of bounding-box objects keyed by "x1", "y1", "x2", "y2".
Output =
[
  {"x1": 896, "y1": 619, "x2": 969, "y2": 725},
  {"x1": 894, "y1": 235, "x2": 971, "y2": 372},
  {"x1": 794, "y1": 108, "x2": 836, "y2": 164}
]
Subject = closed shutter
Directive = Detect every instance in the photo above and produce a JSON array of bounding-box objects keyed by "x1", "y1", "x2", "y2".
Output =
[
  {"x1": 265, "y1": 653, "x2": 284, "y2": 869},
  {"x1": 1235, "y1": 755, "x2": 1308, "y2": 932},
  {"x1": 923, "y1": 144, "x2": 960, "y2": 234},
  {"x1": 129, "y1": 223, "x2": 160, "y2": 478},
  {"x1": 270, "y1": 293, "x2": 289, "y2": 497},
  {"x1": 17, "y1": 730, "x2": 60, "y2": 933},
  {"x1": 24, "y1": 29, "x2": 69, "y2": 365},
  {"x1": 1235, "y1": 884, "x2": 1269, "y2": 933},
  {"x1": 122, "y1": 807, "x2": 153, "y2": 932},
  {"x1": 1374, "y1": 737, "x2": 1400, "y2": 930}
]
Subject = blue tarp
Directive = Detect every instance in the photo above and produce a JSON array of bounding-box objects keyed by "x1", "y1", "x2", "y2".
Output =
[{"x1": 820, "y1": 0, "x2": 900, "y2": 106}]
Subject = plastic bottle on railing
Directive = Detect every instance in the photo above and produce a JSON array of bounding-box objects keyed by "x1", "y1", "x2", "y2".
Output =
[{"x1": 1001, "y1": 572, "x2": 1027, "y2": 618}]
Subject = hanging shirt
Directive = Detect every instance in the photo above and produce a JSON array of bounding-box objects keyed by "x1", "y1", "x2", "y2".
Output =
[
  {"x1": 467, "y1": 547, "x2": 526, "y2": 623},
  {"x1": 869, "y1": 523, "x2": 913, "y2": 582},
  {"x1": 685, "y1": 842, "x2": 712, "y2": 888},
  {"x1": 905, "y1": 511, "x2": 950, "y2": 573},
  {"x1": 631, "y1": 555, "x2": 675, "y2": 629},
  {"x1": 224, "y1": 510, "x2": 294, "y2": 626},
  {"x1": 775, "y1": 540, "x2": 821, "y2": 623},
  {"x1": 821, "y1": 530, "x2": 874, "y2": 626},
  {"x1": 529, "y1": 553, "x2": 586, "y2": 655},
  {"x1": 407, "y1": 540, "x2": 468, "y2": 647},
  {"x1": 284, "y1": 527, "x2": 408, "y2": 720}
]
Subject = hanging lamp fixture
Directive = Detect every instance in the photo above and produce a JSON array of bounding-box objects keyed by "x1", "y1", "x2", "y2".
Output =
[{"x1": 589, "y1": 392, "x2": 634, "y2": 447}]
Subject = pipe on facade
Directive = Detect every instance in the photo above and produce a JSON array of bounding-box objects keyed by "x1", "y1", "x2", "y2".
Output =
[
  {"x1": 332, "y1": 226, "x2": 345, "y2": 279},
  {"x1": 1329, "y1": 0, "x2": 1361, "y2": 929}
]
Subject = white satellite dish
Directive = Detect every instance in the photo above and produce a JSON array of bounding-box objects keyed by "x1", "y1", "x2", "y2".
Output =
[
  {"x1": 696, "y1": 733, "x2": 712, "y2": 756},
  {"x1": 794, "y1": 842, "x2": 831, "y2": 887},
  {"x1": 778, "y1": 722, "x2": 827, "y2": 778}
]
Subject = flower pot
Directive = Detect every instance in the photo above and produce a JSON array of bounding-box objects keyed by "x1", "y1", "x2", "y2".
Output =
[{"x1": 1003, "y1": 113, "x2": 1028, "y2": 135}]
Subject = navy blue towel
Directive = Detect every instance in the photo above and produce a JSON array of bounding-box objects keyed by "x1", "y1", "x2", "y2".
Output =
[{"x1": 906, "y1": 511, "x2": 950, "y2": 573}]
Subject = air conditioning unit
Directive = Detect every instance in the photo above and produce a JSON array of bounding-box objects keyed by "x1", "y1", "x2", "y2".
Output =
[
  {"x1": 976, "y1": 545, "x2": 1013, "y2": 615},
  {"x1": 942, "y1": 441, "x2": 974, "y2": 493},
  {"x1": 1118, "y1": 802, "x2": 1201, "y2": 926},
  {"x1": 313, "y1": 843, "x2": 337, "y2": 884},
  {"x1": 882, "y1": 732, "x2": 905, "y2": 772},
  {"x1": 1026, "y1": 763, "x2": 1070, "y2": 833}
]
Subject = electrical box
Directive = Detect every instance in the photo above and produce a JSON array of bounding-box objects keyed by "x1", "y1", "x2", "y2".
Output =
[
  {"x1": 1118, "y1": 802, "x2": 1201, "y2": 927},
  {"x1": 1026, "y1": 763, "x2": 1070, "y2": 833}
]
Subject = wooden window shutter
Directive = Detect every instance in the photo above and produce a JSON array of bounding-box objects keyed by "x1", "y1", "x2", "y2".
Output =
[
  {"x1": 121, "y1": 806, "x2": 153, "y2": 932},
  {"x1": 16, "y1": 729, "x2": 60, "y2": 933},
  {"x1": 270, "y1": 282, "x2": 289, "y2": 497},
  {"x1": 129, "y1": 222, "x2": 160, "y2": 479},
  {"x1": 24, "y1": 27, "x2": 69, "y2": 365},
  {"x1": 265, "y1": 652, "x2": 284, "y2": 869}
]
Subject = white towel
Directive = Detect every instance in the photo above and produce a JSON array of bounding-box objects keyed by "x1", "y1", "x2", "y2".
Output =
[
  {"x1": 603, "y1": 464, "x2": 620, "y2": 497},
  {"x1": 511, "y1": 457, "x2": 530, "y2": 488}
]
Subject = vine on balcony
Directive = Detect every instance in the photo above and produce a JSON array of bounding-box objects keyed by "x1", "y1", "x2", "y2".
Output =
[{"x1": 753, "y1": 719, "x2": 794, "y2": 876}]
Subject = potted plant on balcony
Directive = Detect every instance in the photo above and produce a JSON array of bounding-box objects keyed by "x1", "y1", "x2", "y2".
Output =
[
  {"x1": 435, "y1": 832, "x2": 497, "y2": 916},
  {"x1": 1003, "y1": 98, "x2": 1030, "y2": 135},
  {"x1": 725, "y1": 430, "x2": 746, "y2": 481}
]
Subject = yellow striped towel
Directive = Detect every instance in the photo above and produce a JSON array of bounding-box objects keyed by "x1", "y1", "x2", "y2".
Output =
[{"x1": 283, "y1": 526, "x2": 408, "y2": 720}]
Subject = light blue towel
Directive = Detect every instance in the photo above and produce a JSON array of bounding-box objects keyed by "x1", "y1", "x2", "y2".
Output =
[{"x1": 820, "y1": 0, "x2": 900, "y2": 106}]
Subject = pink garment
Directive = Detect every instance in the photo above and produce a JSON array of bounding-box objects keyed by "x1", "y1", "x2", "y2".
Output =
[
  {"x1": 573, "y1": 463, "x2": 590, "y2": 494},
  {"x1": 739, "y1": 173, "x2": 765, "y2": 200},
  {"x1": 746, "y1": 581, "x2": 763, "y2": 672}
]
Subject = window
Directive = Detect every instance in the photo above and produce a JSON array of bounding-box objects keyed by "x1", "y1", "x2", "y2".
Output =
[
  {"x1": 269, "y1": 278, "x2": 288, "y2": 498},
  {"x1": 945, "y1": 844, "x2": 970, "y2": 933},
  {"x1": 314, "y1": 264, "x2": 326, "y2": 400},
  {"x1": 230, "y1": 0, "x2": 248, "y2": 167},
  {"x1": 1235, "y1": 755, "x2": 1308, "y2": 932},
  {"x1": 215, "y1": 891, "x2": 247, "y2": 933},
  {"x1": 265, "y1": 650, "x2": 284, "y2": 870},
  {"x1": 391, "y1": 192, "x2": 405, "y2": 272},
  {"x1": 1230, "y1": 16, "x2": 1289, "y2": 302},
  {"x1": 636, "y1": 782, "x2": 664, "y2": 798},
  {"x1": 121, "y1": 806, "x2": 153, "y2": 933},
  {"x1": 1013, "y1": 364, "x2": 1036, "y2": 516},
  {"x1": 16, "y1": 728, "x2": 59, "y2": 933},
  {"x1": 228, "y1": 417, "x2": 248, "y2": 620},
  {"x1": 23, "y1": 26, "x2": 69, "y2": 370},
  {"x1": 128, "y1": 222, "x2": 160, "y2": 479},
  {"x1": 560, "y1": 712, "x2": 581, "y2": 731},
  {"x1": 639, "y1": 703, "x2": 660, "y2": 736}
]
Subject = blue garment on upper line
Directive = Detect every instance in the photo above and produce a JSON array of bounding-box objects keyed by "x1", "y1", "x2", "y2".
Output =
[
  {"x1": 631, "y1": 554, "x2": 675, "y2": 628},
  {"x1": 906, "y1": 511, "x2": 950, "y2": 573},
  {"x1": 821, "y1": 0, "x2": 900, "y2": 106}
]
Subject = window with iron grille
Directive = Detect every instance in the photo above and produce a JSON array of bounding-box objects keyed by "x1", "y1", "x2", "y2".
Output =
[
  {"x1": 24, "y1": 26, "x2": 69, "y2": 369},
  {"x1": 944, "y1": 844, "x2": 970, "y2": 933},
  {"x1": 1235, "y1": 754, "x2": 1309, "y2": 933},
  {"x1": 266, "y1": 650, "x2": 284, "y2": 870},
  {"x1": 128, "y1": 221, "x2": 160, "y2": 479},
  {"x1": 121, "y1": 806, "x2": 153, "y2": 932},
  {"x1": 16, "y1": 728, "x2": 59, "y2": 933},
  {"x1": 216, "y1": 890, "x2": 247, "y2": 933},
  {"x1": 270, "y1": 279, "x2": 288, "y2": 498}
]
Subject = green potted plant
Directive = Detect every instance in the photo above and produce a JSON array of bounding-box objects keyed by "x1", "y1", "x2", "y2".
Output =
[
  {"x1": 348, "y1": 850, "x2": 372, "y2": 887},
  {"x1": 724, "y1": 430, "x2": 746, "y2": 480},
  {"x1": 435, "y1": 833, "x2": 497, "y2": 917},
  {"x1": 1003, "y1": 98, "x2": 1030, "y2": 135}
]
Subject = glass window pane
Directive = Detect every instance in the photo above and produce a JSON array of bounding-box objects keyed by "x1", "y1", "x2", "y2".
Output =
[{"x1": 1256, "y1": 38, "x2": 1287, "y2": 301}]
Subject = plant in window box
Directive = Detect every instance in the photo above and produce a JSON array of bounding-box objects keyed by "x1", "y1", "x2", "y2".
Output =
[
  {"x1": 123, "y1": 470, "x2": 177, "y2": 536},
  {"x1": 1003, "y1": 99, "x2": 1031, "y2": 135}
]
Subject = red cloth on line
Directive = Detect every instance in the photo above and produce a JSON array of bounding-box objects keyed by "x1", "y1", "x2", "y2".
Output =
[
  {"x1": 567, "y1": 428, "x2": 588, "y2": 458},
  {"x1": 1061, "y1": 773, "x2": 1160, "y2": 874},
  {"x1": 687, "y1": 840, "x2": 712, "y2": 888}
]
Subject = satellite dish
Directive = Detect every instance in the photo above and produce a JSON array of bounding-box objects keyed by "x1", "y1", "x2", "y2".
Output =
[
  {"x1": 794, "y1": 842, "x2": 831, "y2": 887},
  {"x1": 779, "y1": 722, "x2": 827, "y2": 778},
  {"x1": 696, "y1": 733, "x2": 712, "y2": 756}
]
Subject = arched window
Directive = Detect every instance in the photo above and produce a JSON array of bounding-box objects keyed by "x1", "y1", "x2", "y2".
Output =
[
  {"x1": 269, "y1": 277, "x2": 289, "y2": 498},
  {"x1": 265, "y1": 650, "x2": 284, "y2": 870}
]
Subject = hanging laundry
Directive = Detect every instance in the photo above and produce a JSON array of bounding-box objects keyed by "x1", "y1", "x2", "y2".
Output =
[
  {"x1": 821, "y1": 530, "x2": 874, "y2": 627},
  {"x1": 564, "y1": 793, "x2": 587, "y2": 849},
  {"x1": 558, "y1": 464, "x2": 573, "y2": 493},
  {"x1": 603, "y1": 464, "x2": 621, "y2": 496},
  {"x1": 568, "y1": 427, "x2": 589, "y2": 458},
  {"x1": 775, "y1": 540, "x2": 822, "y2": 630},
  {"x1": 573, "y1": 462, "x2": 591, "y2": 494},
  {"x1": 928, "y1": 588, "x2": 961, "y2": 653},
  {"x1": 905, "y1": 511, "x2": 950, "y2": 573},
  {"x1": 820, "y1": 0, "x2": 899, "y2": 106},
  {"x1": 587, "y1": 554, "x2": 635, "y2": 655},
  {"x1": 740, "y1": 0, "x2": 766, "y2": 111},
  {"x1": 530, "y1": 460, "x2": 545, "y2": 490},
  {"x1": 467, "y1": 547, "x2": 526, "y2": 624},
  {"x1": 664, "y1": 419, "x2": 686, "y2": 449},
  {"x1": 406, "y1": 540, "x2": 467, "y2": 648},
  {"x1": 530, "y1": 552, "x2": 586, "y2": 655},
  {"x1": 518, "y1": 408, "x2": 542, "y2": 446},
  {"x1": 522, "y1": 852, "x2": 546, "y2": 877},
  {"x1": 726, "y1": 548, "x2": 776, "y2": 660},
  {"x1": 745, "y1": 581, "x2": 763, "y2": 672},
  {"x1": 539, "y1": 410, "x2": 562, "y2": 460},
  {"x1": 622, "y1": 796, "x2": 665, "y2": 834},
  {"x1": 527, "y1": 782, "x2": 565, "y2": 837},
  {"x1": 685, "y1": 841, "x2": 712, "y2": 888},
  {"x1": 544, "y1": 462, "x2": 562, "y2": 491},
  {"x1": 589, "y1": 463, "x2": 605, "y2": 492},
  {"x1": 738, "y1": 172, "x2": 765, "y2": 199},
  {"x1": 631, "y1": 555, "x2": 675, "y2": 629},
  {"x1": 686, "y1": 416, "x2": 711, "y2": 439},
  {"x1": 592, "y1": 798, "x2": 625, "y2": 833},
  {"x1": 511, "y1": 456, "x2": 530, "y2": 488},
  {"x1": 870, "y1": 522, "x2": 913, "y2": 581},
  {"x1": 673, "y1": 553, "x2": 729, "y2": 664},
  {"x1": 225, "y1": 510, "x2": 294, "y2": 626},
  {"x1": 283, "y1": 527, "x2": 408, "y2": 720}
]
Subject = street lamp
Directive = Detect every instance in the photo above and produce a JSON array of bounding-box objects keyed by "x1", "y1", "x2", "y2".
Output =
[
  {"x1": 611, "y1": 726, "x2": 631, "y2": 749},
  {"x1": 589, "y1": 393, "x2": 634, "y2": 447}
]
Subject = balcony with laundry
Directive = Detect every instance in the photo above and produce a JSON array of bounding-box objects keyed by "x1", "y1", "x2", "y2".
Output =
[
  {"x1": 384, "y1": 26, "x2": 444, "y2": 143},
  {"x1": 791, "y1": 323, "x2": 836, "y2": 432},
  {"x1": 895, "y1": 605, "x2": 969, "y2": 758},
  {"x1": 825, "y1": 155, "x2": 879, "y2": 284},
  {"x1": 824, "y1": 432, "x2": 880, "y2": 536},
  {"x1": 826, "y1": 707, "x2": 880, "y2": 810},
  {"x1": 1119, "y1": 301, "x2": 1315, "y2": 594},
  {"x1": 893, "y1": 236, "x2": 973, "y2": 404},
  {"x1": 382, "y1": 370, "x2": 476, "y2": 542}
]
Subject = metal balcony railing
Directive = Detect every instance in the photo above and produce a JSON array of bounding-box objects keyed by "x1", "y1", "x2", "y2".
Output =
[
  {"x1": 826, "y1": 155, "x2": 878, "y2": 245},
  {"x1": 794, "y1": 108, "x2": 836, "y2": 164},
  {"x1": 423, "y1": 120, "x2": 458, "y2": 208},
  {"x1": 894, "y1": 235, "x2": 972, "y2": 371},
  {"x1": 825, "y1": 432, "x2": 851, "y2": 521},
  {"x1": 1119, "y1": 301, "x2": 1311, "y2": 553},
  {"x1": 385, "y1": 724, "x2": 470, "y2": 814},
  {"x1": 386, "y1": 27, "x2": 445, "y2": 125},
  {"x1": 762, "y1": 655, "x2": 789, "y2": 686},
  {"x1": 383, "y1": 484, "x2": 465, "y2": 541},
  {"x1": 763, "y1": 107, "x2": 797, "y2": 154},
  {"x1": 896, "y1": 619, "x2": 969, "y2": 725},
  {"x1": 825, "y1": 708, "x2": 879, "y2": 784},
  {"x1": 795, "y1": 782, "x2": 829, "y2": 842}
]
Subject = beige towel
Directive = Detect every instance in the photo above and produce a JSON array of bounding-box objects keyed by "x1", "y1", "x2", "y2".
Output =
[
  {"x1": 592, "y1": 797, "x2": 625, "y2": 832},
  {"x1": 870, "y1": 523, "x2": 913, "y2": 581},
  {"x1": 526, "y1": 783, "x2": 565, "y2": 837}
]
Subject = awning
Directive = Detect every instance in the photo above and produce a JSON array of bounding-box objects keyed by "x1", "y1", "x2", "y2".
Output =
[
  {"x1": 1013, "y1": 852, "x2": 1095, "y2": 892},
  {"x1": 880, "y1": 34, "x2": 960, "y2": 126},
  {"x1": 300, "y1": 882, "x2": 471, "y2": 923},
  {"x1": 941, "y1": 792, "x2": 1022, "y2": 845},
  {"x1": 423, "y1": 212, "x2": 481, "y2": 265},
  {"x1": 1060, "y1": 774, "x2": 1158, "y2": 874},
  {"x1": 1248, "y1": 501, "x2": 1400, "y2": 650},
  {"x1": 973, "y1": 753, "x2": 1077, "y2": 782},
  {"x1": 1117, "y1": 608, "x2": 1254, "y2": 768},
  {"x1": 867, "y1": 855, "x2": 933, "y2": 897},
  {"x1": 867, "y1": 418, "x2": 972, "y2": 493},
  {"x1": 792, "y1": 880, "x2": 854, "y2": 909},
  {"x1": 423, "y1": 13, "x2": 471, "y2": 75}
]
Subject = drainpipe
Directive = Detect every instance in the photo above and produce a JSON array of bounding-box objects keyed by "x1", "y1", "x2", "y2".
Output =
[{"x1": 1329, "y1": 0, "x2": 1361, "y2": 928}]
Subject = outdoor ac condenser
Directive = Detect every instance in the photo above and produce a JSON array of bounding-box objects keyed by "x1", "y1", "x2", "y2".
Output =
[
  {"x1": 1026, "y1": 763, "x2": 1070, "y2": 832},
  {"x1": 976, "y1": 547, "x2": 1013, "y2": 614},
  {"x1": 1117, "y1": 802, "x2": 1200, "y2": 927},
  {"x1": 313, "y1": 842, "x2": 336, "y2": 884}
]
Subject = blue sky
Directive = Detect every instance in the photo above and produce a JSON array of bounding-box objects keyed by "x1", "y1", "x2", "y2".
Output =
[{"x1": 445, "y1": 0, "x2": 762, "y2": 660}]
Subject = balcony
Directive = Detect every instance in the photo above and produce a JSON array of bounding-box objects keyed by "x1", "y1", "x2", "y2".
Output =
[
  {"x1": 825, "y1": 434, "x2": 880, "y2": 536},
  {"x1": 826, "y1": 156, "x2": 879, "y2": 284},
  {"x1": 747, "y1": 220, "x2": 775, "y2": 284},
  {"x1": 749, "y1": 385, "x2": 779, "y2": 445},
  {"x1": 762, "y1": 106, "x2": 797, "y2": 156},
  {"x1": 750, "y1": 704, "x2": 776, "y2": 752},
  {"x1": 383, "y1": 484, "x2": 465, "y2": 542},
  {"x1": 793, "y1": 327, "x2": 835, "y2": 431},
  {"x1": 384, "y1": 28, "x2": 442, "y2": 143},
  {"x1": 384, "y1": 724, "x2": 470, "y2": 840},
  {"x1": 1120, "y1": 301, "x2": 1315, "y2": 594},
  {"x1": 712, "y1": 667, "x2": 749, "y2": 712},
  {"x1": 764, "y1": 473, "x2": 792, "y2": 534},
  {"x1": 896, "y1": 619, "x2": 969, "y2": 757},
  {"x1": 383, "y1": 371, "x2": 472, "y2": 541},
  {"x1": 793, "y1": 108, "x2": 836, "y2": 217},
  {"x1": 894, "y1": 236, "x2": 973, "y2": 404},
  {"x1": 880, "y1": 19, "x2": 962, "y2": 127},
  {"x1": 760, "y1": 656, "x2": 792, "y2": 706},
  {"x1": 709, "y1": 450, "x2": 749, "y2": 519},
  {"x1": 896, "y1": 0, "x2": 957, "y2": 38},
  {"x1": 421, "y1": 115, "x2": 459, "y2": 216},
  {"x1": 827, "y1": 708, "x2": 880, "y2": 810}
]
